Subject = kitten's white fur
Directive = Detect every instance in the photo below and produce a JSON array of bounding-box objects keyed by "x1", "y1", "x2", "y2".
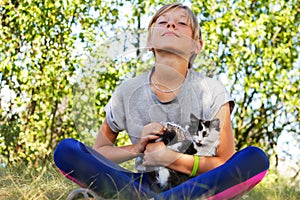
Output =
[{"x1": 157, "y1": 167, "x2": 170, "y2": 188}]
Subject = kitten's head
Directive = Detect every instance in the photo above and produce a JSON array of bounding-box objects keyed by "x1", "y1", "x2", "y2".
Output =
[
  {"x1": 155, "y1": 122, "x2": 190, "y2": 145},
  {"x1": 161, "y1": 127, "x2": 177, "y2": 145},
  {"x1": 193, "y1": 118, "x2": 220, "y2": 146}
]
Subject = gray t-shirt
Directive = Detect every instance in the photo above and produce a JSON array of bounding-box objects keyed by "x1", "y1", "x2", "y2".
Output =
[{"x1": 104, "y1": 68, "x2": 234, "y2": 169}]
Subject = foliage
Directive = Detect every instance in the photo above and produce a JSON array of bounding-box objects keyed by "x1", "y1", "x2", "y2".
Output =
[
  {"x1": 192, "y1": 0, "x2": 300, "y2": 156},
  {"x1": 0, "y1": 0, "x2": 299, "y2": 173},
  {"x1": 0, "y1": 0, "x2": 120, "y2": 166}
]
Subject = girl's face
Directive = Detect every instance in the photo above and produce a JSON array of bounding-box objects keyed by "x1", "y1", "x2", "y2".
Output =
[{"x1": 149, "y1": 8, "x2": 199, "y2": 58}]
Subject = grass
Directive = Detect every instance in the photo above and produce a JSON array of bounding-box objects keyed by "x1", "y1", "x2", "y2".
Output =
[
  {"x1": 0, "y1": 162, "x2": 77, "y2": 200},
  {"x1": 241, "y1": 170, "x2": 300, "y2": 200},
  {"x1": 0, "y1": 161, "x2": 299, "y2": 200}
]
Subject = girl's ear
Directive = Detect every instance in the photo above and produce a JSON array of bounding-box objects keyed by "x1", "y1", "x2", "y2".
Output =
[
  {"x1": 147, "y1": 41, "x2": 154, "y2": 52},
  {"x1": 194, "y1": 39, "x2": 203, "y2": 54},
  {"x1": 147, "y1": 30, "x2": 154, "y2": 52},
  {"x1": 148, "y1": 38, "x2": 155, "y2": 52}
]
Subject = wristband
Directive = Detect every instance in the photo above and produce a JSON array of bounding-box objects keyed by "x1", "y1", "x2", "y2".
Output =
[{"x1": 189, "y1": 155, "x2": 199, "y2": 177}]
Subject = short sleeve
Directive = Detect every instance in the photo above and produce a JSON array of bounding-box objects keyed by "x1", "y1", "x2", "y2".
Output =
[
  {"x1": 104, "y1": 86, "x2": 126, "y2": 133},
  {"x1": 205, "y1": 78, "x2": 235, "y2": 119}
]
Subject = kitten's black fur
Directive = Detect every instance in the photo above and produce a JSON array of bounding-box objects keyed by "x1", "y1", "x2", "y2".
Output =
[{"x1": 146, "y1": 119, "x2": 220, "y2": 190}]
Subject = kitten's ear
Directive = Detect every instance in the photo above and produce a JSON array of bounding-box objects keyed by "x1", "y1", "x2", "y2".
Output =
[
  {"x1": 189, "y1": 113, "x2": 199, "y2": 134},
  {"x1": 210, "y1": 118, "x2": 220, "y2": 131},
  {"x1": 204, "y1": 120, "x2": 210, "y2": 127},
  {"x1": 190, "y1": 113, "x2": 199, "y2": 122}
]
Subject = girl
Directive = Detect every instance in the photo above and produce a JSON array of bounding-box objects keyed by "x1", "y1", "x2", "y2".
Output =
[{"x1": 54, "y1": 3, "x2": 269, "y2": 199}]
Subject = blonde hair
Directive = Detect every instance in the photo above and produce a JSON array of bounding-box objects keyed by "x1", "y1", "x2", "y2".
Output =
[{"x1": 147, "y1": 3, "x2": 202, "y2": 68}]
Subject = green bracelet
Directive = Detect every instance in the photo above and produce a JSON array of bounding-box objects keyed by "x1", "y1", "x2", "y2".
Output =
[{"x1": 189, "y1": 155, "x2": 199, "y2": 177}]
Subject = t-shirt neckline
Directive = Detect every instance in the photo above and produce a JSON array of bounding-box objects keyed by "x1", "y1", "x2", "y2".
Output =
[{"x1": 147, "y1": 67, "x2": 190, "y2": 104}]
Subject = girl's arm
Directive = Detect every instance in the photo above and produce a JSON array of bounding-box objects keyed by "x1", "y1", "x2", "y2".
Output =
[
  {"x1": 143, "y1": 102, "x2": 236, "y2": 175},
  {"x1": 93, "y1": 119, "x2": 139, "y2": 164},
  {"x1": 93, "y1": 119, "x2": 165, "y2": 164}
]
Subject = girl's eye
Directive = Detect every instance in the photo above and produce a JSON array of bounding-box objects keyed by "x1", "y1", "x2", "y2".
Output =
[
  {"x1": 158, "y1": 21, "x2": 167, "y2": 24},
  {"x1": 178, "y1": 22, "x2": 187, "y2": 25}
]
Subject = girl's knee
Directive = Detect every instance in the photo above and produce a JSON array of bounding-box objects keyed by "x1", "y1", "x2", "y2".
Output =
[
  {"x1": 236, "y1": 146, "x2": 270, "y2": 170},
  {"x1": 54, "y1": 138, "x2": 80, "y2": 165}
]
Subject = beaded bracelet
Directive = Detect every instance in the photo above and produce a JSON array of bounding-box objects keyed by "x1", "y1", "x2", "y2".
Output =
[{"x1": 189, "y1": 155, "x2": 199, "y2": 177}]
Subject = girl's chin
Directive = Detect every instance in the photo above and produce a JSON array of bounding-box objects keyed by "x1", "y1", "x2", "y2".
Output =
[{"x1": 154, "y1": 47, "x2": 190, "y2": 58}]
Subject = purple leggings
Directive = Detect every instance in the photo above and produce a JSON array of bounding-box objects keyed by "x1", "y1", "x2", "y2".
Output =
[{"x1": 54, "y1": 138, "x2": 269, "y2": 199}]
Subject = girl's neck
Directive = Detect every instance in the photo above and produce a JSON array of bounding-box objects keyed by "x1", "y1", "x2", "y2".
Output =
[
  {"x1": 152, "y1": 53, "x2": 189, "y2": 83},
  {"x1": 150, "y1": 53, "x2": 189, "y2": 102}
]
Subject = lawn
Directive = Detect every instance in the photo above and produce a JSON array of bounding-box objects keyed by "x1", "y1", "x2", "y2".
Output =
[{"x1": 0, "y1": 161, "x2": 299, "y2": 200}]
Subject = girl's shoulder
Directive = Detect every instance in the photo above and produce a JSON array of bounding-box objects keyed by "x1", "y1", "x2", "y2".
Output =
[
  {"x1": 189, "y1": 69, "x2": 223, "y2": 88},
  {"x1": 115, "y1": 70, "x2": 150, "y2": 93}
]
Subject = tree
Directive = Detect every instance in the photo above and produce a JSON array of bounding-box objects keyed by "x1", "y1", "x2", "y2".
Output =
[
  {"x1": 0, "y1": 0, "x2": 120, "y2": 166},
  {"x1": 191, "y1": 0, "x2": 300, "y2": 161},
  {"x1": 1, "y1": 0, "x2": 299, "y2": 173}
]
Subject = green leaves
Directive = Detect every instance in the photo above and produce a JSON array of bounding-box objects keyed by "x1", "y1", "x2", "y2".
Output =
[
  {"x1": 0, "y1": 0, "x2": 120, "y2": 166},
  {"x1": 192, "y1": 0, "x2": 300, "y2": 153}
]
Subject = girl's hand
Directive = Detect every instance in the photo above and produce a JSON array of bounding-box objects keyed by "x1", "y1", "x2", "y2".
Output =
[
  {"x1": 143, "y1": 141, "x2": 176, "y2": 167},
  {"x1": 136, "y1": 122, "x2": 164, "y2": 154}
]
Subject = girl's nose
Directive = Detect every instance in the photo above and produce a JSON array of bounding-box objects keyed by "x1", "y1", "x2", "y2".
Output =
[{"x1": 166, "y1": 21, "x2": 176, "y2": 29}]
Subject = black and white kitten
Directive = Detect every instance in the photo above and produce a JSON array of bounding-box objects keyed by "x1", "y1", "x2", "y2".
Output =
[
  {"x1": 192, "y1": 118, "x2": 221, "y2": 156},
  {"x1": 147, "y1": 119, "x2": 220, "y2": 189}
]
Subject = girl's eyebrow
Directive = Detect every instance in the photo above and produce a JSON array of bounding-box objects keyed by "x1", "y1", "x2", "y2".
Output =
[
  {"x1": 179, "y1": 13, "x2": 187, "y2": 18},
  {"x1": 160, "y1": 12, "x2": 187, "y2": 18}
]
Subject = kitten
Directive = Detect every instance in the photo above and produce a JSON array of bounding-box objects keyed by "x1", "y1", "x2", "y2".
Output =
[
  {"x1": 192, "y1": 118, "x2": 220, "y2": 156},
  {"x1": 147, "y1": 119, "x2": 220, "y2": 189}
]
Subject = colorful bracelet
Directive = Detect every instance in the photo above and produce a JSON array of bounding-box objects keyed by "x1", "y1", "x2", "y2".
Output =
[{"x1": 189, "y1": 155, "x2": 199, "y2": 177}]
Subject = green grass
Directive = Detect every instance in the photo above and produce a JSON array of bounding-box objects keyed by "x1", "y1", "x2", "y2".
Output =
[
  {"x1": 241, "y1": 170, "x2": 300, "y2": 200},
  {"x1": 0, "y1": 161, "x2": 299, "y2": 200}
]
